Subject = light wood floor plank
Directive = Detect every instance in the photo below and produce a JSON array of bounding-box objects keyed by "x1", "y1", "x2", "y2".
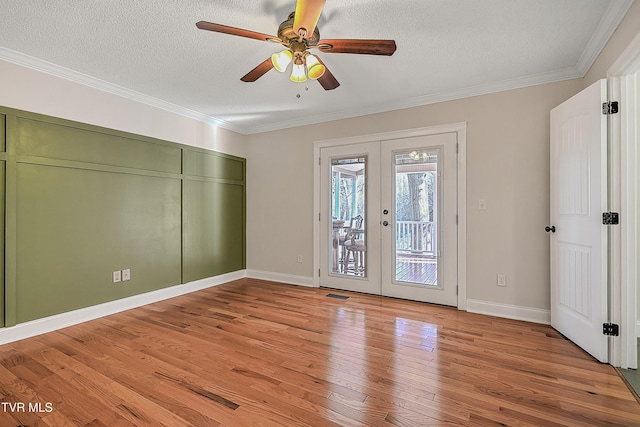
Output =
[{"x1": 1, "y1": 278, "x2": 639, "y2": 426}]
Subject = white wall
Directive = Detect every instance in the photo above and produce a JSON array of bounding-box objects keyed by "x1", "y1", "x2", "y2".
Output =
[
  {"x1": 246, "y1": 79, "x2": 584, "y2": 313},
  {"x1": 246, "y1": 0, "x2": 640, "y2": 318},
  {"x1": 0, "y1": 59, "x2": 248, "y2": 158}
]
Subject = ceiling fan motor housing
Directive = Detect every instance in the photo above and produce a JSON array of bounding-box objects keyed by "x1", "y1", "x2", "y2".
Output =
[{"x1": 278, "y1": 12, "x2": 320, "y2": 47}]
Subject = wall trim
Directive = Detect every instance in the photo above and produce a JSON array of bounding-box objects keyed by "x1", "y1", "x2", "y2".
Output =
[
  {"x1": 466, "y1": 299, "x2": 551, "y2": 325},
  {"x1": 246, "y1": 270, "x2": 315, "y2": 288},
  {"x1": 3, "y1": 0, "x2": 632, "y2": 137},
  {"x1": 0, "y1": 272, "x2": 558, "y2": 345},
  {"x1": 0, "y1": 270, "x2": 246, "y2": 346},
  {"x1": 0, "y1": 48, "x2": 243, "y2": 135},
  {"x1": 607, "y1": 30, "x2": 640, "y2": 369}
]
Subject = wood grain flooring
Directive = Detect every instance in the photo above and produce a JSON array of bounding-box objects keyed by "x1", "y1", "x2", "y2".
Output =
[{"x1": 1, "y1": 278, "x2": 639, "y2": 426}]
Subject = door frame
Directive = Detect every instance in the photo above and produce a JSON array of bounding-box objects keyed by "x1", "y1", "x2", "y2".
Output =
[
  {"x1": 607, "y1": 31, "x2": 640, "y2": 369},
  {"x1": 313, "y1": 122, "x2": 468, "y2": 310}
]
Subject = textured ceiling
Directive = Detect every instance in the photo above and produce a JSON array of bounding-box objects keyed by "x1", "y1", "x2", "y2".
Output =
[{"x1": 0, "y1": 0, "x2": 634, "y2": 134}]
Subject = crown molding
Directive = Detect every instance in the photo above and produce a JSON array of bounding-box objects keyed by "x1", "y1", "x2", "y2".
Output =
[
  {"x1": 575, "y1": 0, "x2": 635, "y2": 74},
  {"x1": 0, "y1": 47, "x2": 245, "y2": 134},
  {"x1": 244, "y1": 66, "x2": 583, "y2": 134},
  {"x1": 0, "y1": 45, "x2": 583, "y2": 135},
  {"x1": 1, "y1": 0, "x2": 632, "y2": 136}
]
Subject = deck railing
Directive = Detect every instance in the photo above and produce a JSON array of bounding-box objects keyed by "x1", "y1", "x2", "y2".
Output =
[{"x1": 396, "y1": 221, "x2": 436, "y2": 257}]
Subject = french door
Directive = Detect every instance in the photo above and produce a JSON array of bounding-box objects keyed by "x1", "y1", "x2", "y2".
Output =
[
  {"x1": 319, "y1": 132, "x2": 458, "y2": 306},
  {"x1": 381, "y1": 134, "x2": 458, "y2": 305},
  {"x1": 319, "y1": 142, "x2": 381, "y2": 294}
]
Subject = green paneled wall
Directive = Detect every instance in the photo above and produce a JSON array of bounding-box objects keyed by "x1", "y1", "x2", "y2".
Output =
[
  {"x1": 0, "y1": 161, "x2": 4, "y2": 327},
  {"x1": 183, "y1": 179, "x2": 245, "y2": 282},
  {"x1": 16, "y1": 165, "x2": 182, "y2": 323},
  {"x1": 0, "y1": 107, "x2": 245, "y2": 327},
  {"x1": 1, "y1": 112, "x2": 5, "y2": 326},
  {"x1": 15, "y1": 117, "x2": 182, "y2": 174},
  {"x1": 184, "y1": 149, "x2": 245, "y2": 181},
  {"x1": 1, "y1": 113, "x2": 5, "y2": 151}
]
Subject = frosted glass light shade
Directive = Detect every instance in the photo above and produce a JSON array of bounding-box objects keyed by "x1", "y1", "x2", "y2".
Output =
[
  {"x1": 290, "y1": 63, "x2": 307, "y2": 82},
  {"x1": 271, "y1": 50, "x2": 292, "y2": 72},
  {"x1": 305, "y1": 54, "x2": 325, "y2": 80}
]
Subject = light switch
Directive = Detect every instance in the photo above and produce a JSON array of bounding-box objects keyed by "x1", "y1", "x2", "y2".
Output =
[
  {"x1": 497, "y1": 274, "x2": 506, "y2": 287},
  {"x1": 113, "y1": 270, "x2": 121, "y2": 283},
  {"x1": 122, "y1": 269, "x2": 131, "y2": 281}
]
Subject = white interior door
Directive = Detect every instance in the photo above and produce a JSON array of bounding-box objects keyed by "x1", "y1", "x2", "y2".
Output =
[
  {"x1": 380, "y1": 134, "x2": 458, "y2": 306},
  {"x1": 549, "y1": 79, "x2": 609, "y2": 363}
]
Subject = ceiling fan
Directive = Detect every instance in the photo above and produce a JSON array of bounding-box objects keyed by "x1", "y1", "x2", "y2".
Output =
[{"x1": 196, "y1": 0, "x2": 397, "y2": 90}]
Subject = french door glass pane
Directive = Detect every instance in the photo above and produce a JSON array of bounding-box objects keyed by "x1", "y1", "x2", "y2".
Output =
[
  {"x1": 330, "y1": 157, "x2": 366, "y2": 277},
  {"x1": 394, "y1": 150, "x2": 438, "y2": 286}
]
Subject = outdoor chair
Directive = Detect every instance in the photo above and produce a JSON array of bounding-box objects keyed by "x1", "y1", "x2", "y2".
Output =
[{"x1": 343, "y1": 215, "x2": 365, "y2": 274}]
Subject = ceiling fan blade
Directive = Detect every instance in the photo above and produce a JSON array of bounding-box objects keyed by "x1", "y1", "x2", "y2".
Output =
[
  {"x1": 293, "y1": 0, "x2": 326, "y2": 38},
  {"x1": 196, "y1": 21, "x2": 279, "y2": 43},
  {"x1": 240, "y1": 58, "x2": 274, "y2": 82},
  {"x1": 318, "y1": 39, "x2": 397, "y2": 56},
  {"x1": 315, "y1": 57, "x2": 339, "y2": 90}
]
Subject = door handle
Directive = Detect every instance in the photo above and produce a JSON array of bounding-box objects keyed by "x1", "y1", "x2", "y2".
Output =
[
  {"x1": 383, "y1": 221, "x2": 389, "y2": 227},
  {"x1": 545, "y1": 225, "x2": 556, "y2": 233}
]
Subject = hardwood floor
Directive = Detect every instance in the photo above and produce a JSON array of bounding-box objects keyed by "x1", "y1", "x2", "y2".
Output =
[{"x1": 1, "y1": 278, "x2": 639, "y2": 426}]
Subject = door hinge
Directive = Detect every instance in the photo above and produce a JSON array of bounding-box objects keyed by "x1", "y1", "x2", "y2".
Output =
[
  {"x1": 602, "y1": 101, "x2": 619, "y2": 115},
  {"x1": 602, "y1": 212, "x2": 619, "y2": 225},
  {"x1": 603, "y1": 323, "x2": 619, "y2": 336}
]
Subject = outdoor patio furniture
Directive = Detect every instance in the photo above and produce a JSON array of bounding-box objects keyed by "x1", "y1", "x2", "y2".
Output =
[{"x1": 343, "y1": 216, "x2": 365, "y2": 274}]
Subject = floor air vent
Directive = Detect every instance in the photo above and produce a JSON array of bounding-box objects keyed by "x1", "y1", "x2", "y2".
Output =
[{"x1": 326, "y1": 293, "x2": 349, "y2": 300}]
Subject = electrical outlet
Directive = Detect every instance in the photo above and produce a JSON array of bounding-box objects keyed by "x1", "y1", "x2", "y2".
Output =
[
  {"x1": 113, "y1": 270, "x2": 121, "y2": 283},
  {"x1": 497, "y1": 274, "x2": 506, "y2": 287},
  {"x1": 297, "y1": 254, "x2": 303, "y2": 263},
  {"x1": 122, "y1": 269, "x2": 131, "y2": 281}
]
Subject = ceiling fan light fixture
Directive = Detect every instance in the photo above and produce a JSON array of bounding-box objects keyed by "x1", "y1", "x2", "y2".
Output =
[
  {"x1": 290, "y1": 63, "x2": 307, "y2": 82},
  {"x1": 305, "y1": 54, "x2": 325, "y2": 80},
  {"x1": 196, "y1": 0, "x2": 394, "y2": 90},
  {"x1": 271, "y1": 49, "x2": 293, "y2": 72}
]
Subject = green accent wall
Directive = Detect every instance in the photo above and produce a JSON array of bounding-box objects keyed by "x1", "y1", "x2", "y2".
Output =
[
  {"x1": 183, "y1": 179, "x2": 245, "y2": 282},
  {"x1": 1, "y1": 113, "x2": 5, "y2": 327},
  {"x1": 0, "y1": 107, "x2": 245, "y2": 326},
  {"x1": 184, "y1": 149, "x2": 245, "y2": 181},
  {"x1": 183, "y1": 148, "x2": 246, "y2": 282}
]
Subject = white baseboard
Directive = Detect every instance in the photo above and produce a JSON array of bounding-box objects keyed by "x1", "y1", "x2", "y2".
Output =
[
  {"x1": 1, "y1": 273, "x2": 555, "y2": 346},
  {"x1": 0, "y1": 270, "x2": 247, "y2": 346},
  {"x1": 246, "y1": 269, "x2": 315, "y2": 288},
  {"x1": 466, "y1": 299, "x2": 551, "y2": 325}
]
